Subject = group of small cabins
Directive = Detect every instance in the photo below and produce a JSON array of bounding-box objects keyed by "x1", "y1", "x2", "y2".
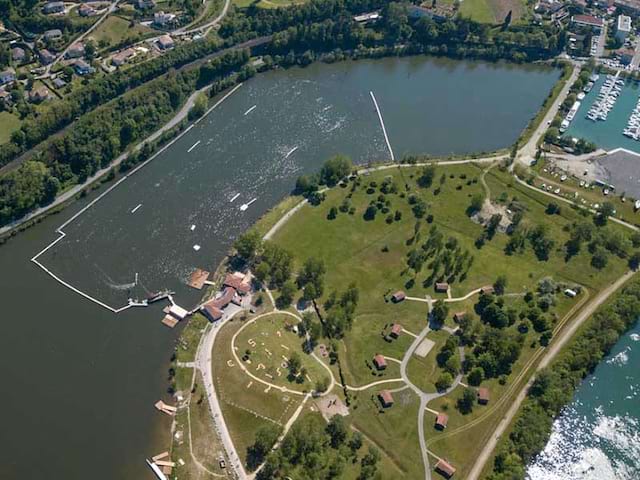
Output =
[{"x1": 200, "y1": 272, "x2": 251, "y2": 322}]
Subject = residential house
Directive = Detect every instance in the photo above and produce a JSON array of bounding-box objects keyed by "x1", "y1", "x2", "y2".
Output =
[
  {"x1": 29, "y1": 86, "x2": 51, "y2": 103},
  {"x1": 0, "y1": 89, "x2": 12, "y2": 106},
  {"x1": 11, "y1": 47, "x2": 26, "y2": 63},
  {"x1": 571, "y1": 14, "x2": 604, "y2": 31},
  {"x1": 389, "y1": 323, "x2": 402, "y2": 339},
  {"x1": 480, "y1": 285, "x2": 494, "y2": 295},
  {"x1": 52, "y1": 77, "x2": 67, "y2": 89},
  {"x1": 478, "y1": 387, "x2": 490, "y2": 405},
  {"x1": 39, "y1": 49, "x2": 56, "y2": 65},
  {"x1": 435, "y1": 282, "x2": 449, "y2": 293},
  {"x1": 614, "y1": 0, "x2": 640, "y2": 16},
  {"x1": 65, "y1": 43, "x2": 85, "y2": 59},
  {"x1": 435, "y1": 459, "x2": 456, "y2": 478},
  {"x1": 373, "y1": 354, "x2": 387, "y2": 370},
  {"x1": 44, "y1": 29, "x2": 63, "y2": 41},
  {"x1": 157, "y1": 34, "x2": 174, "y2": 50},
  {"x1": 453, "y1": 312, "x2": 466, "y2": 323},
  {"x1": 137, "y1": 0, "x2": 156, "y2": 9},
  {"x1": 73, "y1": 59, "x2": 94, "y2": 75},
  {"x1": 154, "y1": 11, "x2": 175, "y2": 27},
  {"x1": 435, "y1": 413, "x2": 448, "y2": 430},
  {"x1": 0, "y1": 68, "x2": 16, "y2": 86},
  {"x1": 79, "y1": 4, "x2": 98, "y2": 16},
  {"x1": 42, "y1": 1, "x2": 65, "y2": 14},
  {"x1": 112, "y1": 48, "x2": 136, "y2": 66},
  {"x1": 391, "y1": 290, "x2": 406, "y2": 303}
]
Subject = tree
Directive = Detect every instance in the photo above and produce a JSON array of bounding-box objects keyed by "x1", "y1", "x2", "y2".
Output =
[
  {"x1": 319, "y1": 154, "x2": 352, "y2": 186},
  {"x1": 457, "y1": 387, "x2": 476, "y2": 414},
  {"x1": 287, "y1": 352, "x2": 302, "y2": 376},
  {"x1": 247, "y1": 424, "x2": 281, "y2": 470},
  {"x1": 234, "y1": 230, "x2": 262, "y2": 262},
  {"x1": 188, "y1": 92, "x2": 207, "y2": 120},
  {"x1": 431, "y1": 300, "x2": 449, "y2": 326},
  {"x1": 297, "y1": 257, "x2": 325, "y2": 300},
  {"x1": 277, "y1": 280, "x2": 297, "y2": 309},
  {"x1": 629, "y1": 251, "x2": 640, "y2": 271},
  {"x1": 435, "y1": 372, "x2": 453, "y2": 391},
  {"x1": 545, "y1": 202, "x2": 561, "y2": 215},
  {"x1": 591, "y1": 247, "x2": 608, "y2": 270},
  {"x1": 364, "y1": 204, "x2": 377, "y2": 221},
  {"x1": 327, "y1": 206, "x2": 338, "y2": 220},
  {"x1": 595, "y1": 202, "x2": 615, "y2": 226},
  {"x1": 349, "y1": 431, "x2": 363, "y2": 455},
  {"x1": 494, "y1": 275, "x2": 507, "y2": 295},
  {"x1": 468, "y1": 367, "x2": 484, "y2": 386},
  {"x1": 418, "y1": 164, "x2": 436, "y2": 188},
  {"x1": 544, "y1": 127, "x2": 559, "y2": 143},
  {"x1": 468, "y1": 193, "x2": 484, "y2": 215},
  {"x1": 326, "y1": 415, "x2": 348, "y2": 448}
]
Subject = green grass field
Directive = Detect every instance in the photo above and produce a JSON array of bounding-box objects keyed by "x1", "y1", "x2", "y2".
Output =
[
  {"x1": 90, "y1": 15, "x2": 154, "y2": 50},
  {"x1": 0, "y1": 111, "x2": 21, "y2": 144}
]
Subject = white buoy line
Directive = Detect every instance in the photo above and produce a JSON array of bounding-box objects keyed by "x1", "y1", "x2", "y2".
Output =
[
  {"x1": 370, "y1": 91, "x2": 395, "y2": 162},
  {"x1": 30, "y1": 83, "x2": 245, "y2": 314}
]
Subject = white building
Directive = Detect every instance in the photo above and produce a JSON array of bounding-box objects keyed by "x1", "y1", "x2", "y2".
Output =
[{"x1": 616, "y1": 15, "x2": 632, "y2": 42}]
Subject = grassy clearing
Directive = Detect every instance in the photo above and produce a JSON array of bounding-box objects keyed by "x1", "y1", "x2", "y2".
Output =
[
  {"x1": 176, "y1": 313, "x2": 210, "y2": 364},
  {"x1": 0, "y1": 111, "x2": 21, "y2": 144},
  {"x1": 236, "y1": 313, "x2": 328, "y2": 391},
  {"x1": 90, "y1": 15, "x2": 154, "y2": 50},
  {"x1": 459, "y1": 0, "x2": 496, "y2": 24},
  {"x1": 405, "y1": 329, "x2": 450, "y2": 394}
]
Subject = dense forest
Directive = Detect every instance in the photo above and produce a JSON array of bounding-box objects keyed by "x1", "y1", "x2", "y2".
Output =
[
  {"x1": 487, "y1": 278, "x2": 640, "y2": 479},
  {"x1": 0, "y1": 49, "x2": 250, "y2": 226}
]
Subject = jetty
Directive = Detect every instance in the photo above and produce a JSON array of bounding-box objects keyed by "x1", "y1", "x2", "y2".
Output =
[
  {"x1": 187, "y1": 140, "x2": 201, "y2": 153},
  {"x1": 240, "y1": 198, "x2": 257, "y2": 211},
  {"x1": 154, "y1": 400, "x2": 177, "y2": 416}
]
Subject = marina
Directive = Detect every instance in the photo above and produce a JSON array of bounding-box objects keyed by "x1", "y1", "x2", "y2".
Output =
[{"x1": 586, "y1": 72, "x2": 622, "y2": 122}]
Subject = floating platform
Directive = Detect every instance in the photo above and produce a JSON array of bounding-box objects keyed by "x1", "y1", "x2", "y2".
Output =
[
  {"x1": 161, "y1": 315, "x2": 178, "y2": 329},
  {"x1": 154, "y1": 400, "x2": 177, "y2": 416},
  {"x1": 188, "y1": 268, "x2": 210, "y2": 290}
]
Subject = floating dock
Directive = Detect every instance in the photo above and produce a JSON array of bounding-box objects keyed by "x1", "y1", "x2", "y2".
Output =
[
  {"x1": 230, "y1": 193, "x2": 240, "y2": 203},
  {"x1": 189, "y1": 268, "x2": 210, "y2": 290},
  {"x1": 244, "y1": 105, "x2": 257, "y2": 115},
  {"x1": 240, "y1": 198, "x2": 257, "y2": 211},
  {"x1": 130, "y1": 203, "x2": 142, "y2": 214},
  {"x1": 187, "y1": 140, "x2": 201, "y2": 153}
]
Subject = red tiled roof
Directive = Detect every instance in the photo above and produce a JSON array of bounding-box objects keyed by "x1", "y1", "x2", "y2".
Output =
[
  {"x1": 379, "y1": 390, "x2": 394, "y2": 405},
  {"x1": 572, "y1": 14, "x2": 604, "y2": 26},
  {"x1": 435, "y1": 459, "x2": 456, "y2": 477},
  {"x1": 201, "y1": 302, "x2": 223, "y2": 320},
  {"x1": 373, "y1": 354, "x2": 387, "y2": 368},
  {"x1": 391, "y1": 324, "x2": 402, "y2": 335},
  {"x1": 435, "y1": 282, "x2": 449, "y2": 292},
  {"x1": 435, "y1": 413, "x2": 449, "y2": 428},
  {"x1": 478, "y1": 387, "x2": 490, "y2": 402}
]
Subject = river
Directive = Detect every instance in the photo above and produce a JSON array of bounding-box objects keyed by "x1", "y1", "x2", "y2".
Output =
[
  {"x1": 0, "y1": 56, "x2": 559, "y2": 479},
  {"x1": 527, "y1": 324, "x2": 640, "y2": 479}
]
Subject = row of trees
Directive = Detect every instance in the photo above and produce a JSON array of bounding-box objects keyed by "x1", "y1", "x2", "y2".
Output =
[{"x1": 488, "y1": 279, "x2": 640, "y2": 479}]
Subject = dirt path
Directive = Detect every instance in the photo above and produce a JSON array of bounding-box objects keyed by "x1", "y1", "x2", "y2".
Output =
[{"x1": 466, "y1": 270, "x2": 636, "y2": 480}]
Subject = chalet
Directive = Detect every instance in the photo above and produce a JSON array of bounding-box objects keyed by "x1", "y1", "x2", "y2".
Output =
[
  {"x1": 11, "y1": 47, "x2": 26, "y2": 63},
  {"x1": 480, "y1": 285, "x2": 494, "y2": 295},
  {"x1": 389, "y1": 323, "x2": 402, "y2": 339},
  {"x1": 378, "y1": 390, "x2": 394, "y2": 408},
  {"x1": 74, "y1": 59, "x2": 94, "y2": 75},
  {"x1": 0, "y1": 68, "x2": 16, "y2": 86},
  {"x1": 39, "y1": 49, "x2": 55, "y2": 65},
  {"x1": 42, "y1": 1, "x2": 65, "y2": 14},
  {"x1": 435, "y1": 459, "x2": 456, "y2": 478},
  {"x1": 29, "y1": 86, "x2": 51, "y2": 103},
  {"x1": 112, "y1": 48, "x2": 136, "y2": 66},
  {"x1": 435, "y1": 282, "x2": 449, "y2": 293},
  {"x1": 478, "y1": 387, "x2": 490, "y2": 405},
  {"x1": 391, "y1": 290, "x2": 406, "y2": 303},
  {"x1": 44, "y1": 29, "x2": 63, "y2": 41},
  {"x1": 453, "y1": 312, "x2": 466, "y2": 323},
  {"x1": 571, "y1": 14, "x2": 604, "y2": 31},
  {"x1": 373, "y1": 354, "x2": 387, "y2": 370},
  {"x1": 435, "y1": 413, "x2": 448, "y2": 430},
  {"x1": 157, "y1": 34, "x2": 174, "y2": 50},
  {"x1": 137, "y1": 0, "x2": 156, "y2": 9},
  {"x1": 79, "y1": 4, "x2": 98, "y2": 16},
  {"x1": 223, "y1": 272, "x2": 251, "y2": 295},
  {"x1": 65, "y1": 43, "x2": 85, "y2": 59}
]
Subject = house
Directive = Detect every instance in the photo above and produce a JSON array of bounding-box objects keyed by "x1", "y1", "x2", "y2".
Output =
[
  {"x1": 112, "y1": 48, "x2": 136, "y2": 66},
  {"x1": 571, "y1": 14, "x2": 604, "y2": 31},
  {"x1": 453, "y1": 312, "x2": 466, "y2": 323},
  {"x1": 378, "y1": 390, "x2": 394, "y2": 408},
  {"x1": 391, "y1": 290, "x2": 406, "y2": 303},
  {"x1": 137, "y1": 0, "x2": 156, "y2": 9},
  {"x1": 615, "y1": 0, "x2": 640, "y2": 16},
  {"x1": 11, "y1": 47, "x2": 26, "y2": 63},
  {"x1": 389, "y1": 323, "x2": 402, "y2": 339},
  {"x1": 223, "y1": 272, "x2": 251, "y2": 295},
  {"x1": 52, "y1": 77, "x2": 67, "y2": 89},
  {"x1": 0, "y1": 68, "x2": 16, "y2": 86},
  {"x1": 480, "y1": 285, "x2": 494, "y2": 295},
  {"x1": 65, "y1": 43, "x2": 85, "y2": 59},
  {"x1": 435, "y1": 282, "x2": 449, "y2": 293},
  {"x1": 157, "y1": 34, "x2": 175, "y2": 50},
  {"x1": 79, "y1": 4, "x2": 98, "y2": 16},
  {"x1": 478, "y1": 387, "x2": 490, "y2": 405},
  {"x1": 42, "y1": 1, "x2": 65, "y2": 14},
  {"x1": 39, "y1": 49, "x2": 56, "y2": 65},
  {"x1": 616, "y1": 15, "x2": 632, "y2": 42},
  {"x1": 353, "y1": 12, "x2": 380, "y2": 23},
  {"x1": 373, "y1": 354, "x2": 387, "y2": 370},
  {"x1": 435, "y1": 413, "x2": 448, "y2": 430},
  {"x1": 73, "y1": 59, "x2": 94, "y2": 75},
  {"x1": 0, "y1": 89, "x2": 12, "y2": 106},
  {"x1": 435, "y1": 459, "x2": 456, "y2": 478},
  {"x1": 29, "y1": 86, "x2": 51, "y2": 103},
  {"x1": 44, "y1": 29, "x2": 63, "y2": 41},
  {"x1": 201, "y1": 302, "x2": 223, "y2": 322},
  {"x1": 154, "y1": 11, "x2": 176, "y2": 27}
]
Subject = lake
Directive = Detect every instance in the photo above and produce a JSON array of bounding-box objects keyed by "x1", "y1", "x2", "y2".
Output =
[{"x1": 0, "y1": 56, "x2": 559, "y2": 479}]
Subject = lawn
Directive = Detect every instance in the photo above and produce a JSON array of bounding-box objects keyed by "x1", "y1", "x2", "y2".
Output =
[
  {"x1": 405, "y1": 329, "x2": 451, "y2": 394},
  {"x1": 235, "y1": 312, "x2": 329, "y2": 392},
  {"x1": 457, "y1": 0, "x2": 529, "y2": 24},
  {"x1": 0, "y1": 111, "x2": 21, "y2": 144},
  {"x1": 90, "y1": 15, "x2": 154, "y2": 50},
  {"x1": 265, "y1": 161, "x2": 631, "y2": 477}
]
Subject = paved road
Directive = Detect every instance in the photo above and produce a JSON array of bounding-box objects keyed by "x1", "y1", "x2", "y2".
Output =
[
  {"x1": 174, "y1": 0, "x2": 232, "y2": 36},
  {"x1": 466, "y1": 269, "x2": 636, "y2": 480}
]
